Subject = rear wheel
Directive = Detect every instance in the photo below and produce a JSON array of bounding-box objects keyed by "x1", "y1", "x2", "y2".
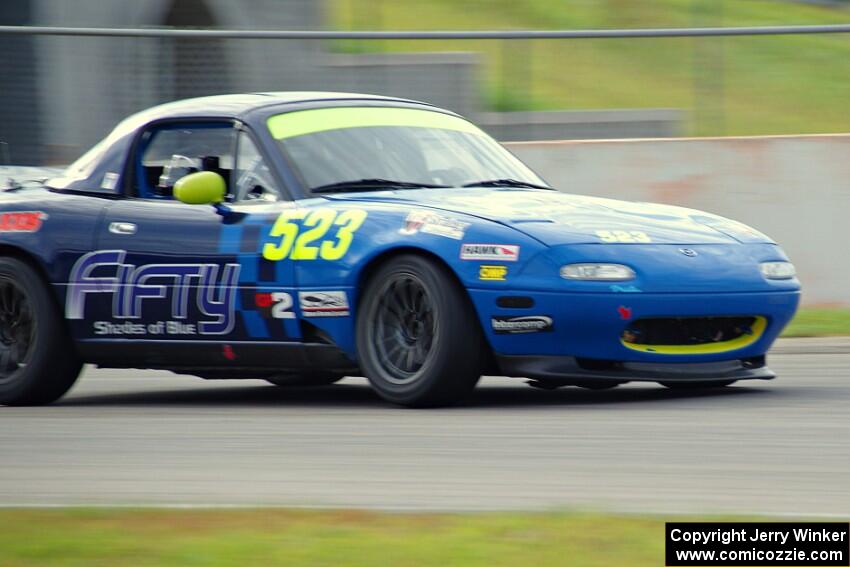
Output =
[
  {"x1": 661, "y1": 380, "x2": 736, "y2": 389},
  {"x1": 356, "y1": 255, "x2": 483, "y2": 407},
  {"x1": 0, "y1": 257, "x2": 82, "y2": 406}
]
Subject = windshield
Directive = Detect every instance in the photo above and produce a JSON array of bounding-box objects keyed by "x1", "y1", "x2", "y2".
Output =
[{"x1": 267, "y1": 107, "x2": 547, "y2": 193}]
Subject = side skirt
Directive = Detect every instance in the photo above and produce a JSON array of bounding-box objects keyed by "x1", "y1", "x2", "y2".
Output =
[{"x1": 76, "y1": 339, "x2": 358, "y2": 375}]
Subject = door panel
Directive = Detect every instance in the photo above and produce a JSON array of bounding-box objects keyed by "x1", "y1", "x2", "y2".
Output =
[{"x1": 68, "y1": 199, "x2": 299, "y2": 347}]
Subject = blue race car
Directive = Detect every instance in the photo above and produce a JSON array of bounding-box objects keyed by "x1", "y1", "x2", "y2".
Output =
[{"x1": 0, "y1": 92, "x2": 800, "y2": 407}]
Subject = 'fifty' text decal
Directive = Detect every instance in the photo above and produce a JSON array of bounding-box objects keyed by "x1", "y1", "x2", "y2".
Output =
[{"x1": 66, "y1": 250, "x2": 240, "y2": 335}]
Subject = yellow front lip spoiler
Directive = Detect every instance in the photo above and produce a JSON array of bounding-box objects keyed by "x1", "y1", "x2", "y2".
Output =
[{"x1": 621, "y1": 316, "x2": 767, "y2": 355}]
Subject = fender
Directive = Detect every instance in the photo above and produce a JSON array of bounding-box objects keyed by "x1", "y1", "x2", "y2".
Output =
[{"x1": 277, "y1": 201, "x2": 548, "y2": 358}]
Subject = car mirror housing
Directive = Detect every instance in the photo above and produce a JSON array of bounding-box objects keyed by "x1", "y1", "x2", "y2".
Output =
[{"x1": 173, "y1": 171, "x2": 226, "y2": 205}]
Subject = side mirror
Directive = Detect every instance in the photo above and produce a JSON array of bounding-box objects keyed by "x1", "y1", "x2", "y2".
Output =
[{"x1": 174, "y1": 171, "x2": 226, "y2": 205}]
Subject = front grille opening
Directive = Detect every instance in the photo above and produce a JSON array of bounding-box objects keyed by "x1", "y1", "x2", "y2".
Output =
[{"x1": 622, "y1": 316, "x2": 760, "y2": 347}]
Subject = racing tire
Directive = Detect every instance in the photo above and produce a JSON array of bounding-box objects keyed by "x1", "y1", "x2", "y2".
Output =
[
  {"x1": 356, "y1": 254, "x2": 483, "y2": 407},
  {"x1": 265, "y1": 372, "x2": 345, "y2": 387},
  {"x1": 660, "y1": 380, "x2": 736, "y2": 390},
  {"x1": 0, "y1": 257, "x2": 82, "y2": 406}
]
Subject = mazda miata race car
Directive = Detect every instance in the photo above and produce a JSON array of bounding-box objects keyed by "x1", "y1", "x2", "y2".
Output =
[{"x1": 0, "y1": 92, "x2": 800, "y2": 407}]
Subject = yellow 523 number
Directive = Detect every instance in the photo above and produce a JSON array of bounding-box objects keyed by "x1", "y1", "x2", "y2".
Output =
[{"x1": 263, "y1": 209, "x2": 368, "y2": 261}]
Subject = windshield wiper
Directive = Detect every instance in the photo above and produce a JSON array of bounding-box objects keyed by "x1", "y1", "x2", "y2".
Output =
[
  {"x1": 311, "y1": 178, "x2": 449, "y2": 194},
  {"x1": 462, "y1": 178, "x2": 552, "y2": 190}
]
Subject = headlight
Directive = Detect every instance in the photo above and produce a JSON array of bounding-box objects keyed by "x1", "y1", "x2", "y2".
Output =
[
  {"x1": 760, "y1": 261, "x2": 796, "y2": 280},
  {"x1": 560, "y1": 263, "x2": 635, "y2": 281}
]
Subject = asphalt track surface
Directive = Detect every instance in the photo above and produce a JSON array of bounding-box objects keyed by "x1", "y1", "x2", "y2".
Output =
[{"x1": 0, "y1": 344, "x2": 847, "y2": 516}]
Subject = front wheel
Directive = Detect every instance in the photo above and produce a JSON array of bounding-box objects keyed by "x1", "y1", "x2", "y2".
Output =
[
  {"x1": 0, "y1": 257, "x2": 82, "y2": 406},
  {"x1": 356, "y1": 255, "x2": 483, "y2": 407}
]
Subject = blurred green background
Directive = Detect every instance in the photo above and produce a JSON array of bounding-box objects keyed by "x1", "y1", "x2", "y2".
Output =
[
  {"x1": 332, "y1": 0, "x2": 850, "y2": 136},
  {"x1": 0, "y1": 508, "x2": 829, "y2": 567}
]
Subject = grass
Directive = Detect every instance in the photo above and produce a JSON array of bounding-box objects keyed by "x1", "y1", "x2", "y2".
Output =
[
  {"x1": 0, "y1": 508, "x2": 815, "y2": 567},
  {"x1": 330, "y1": 0, "x2": 850, "y2": 136},
  {"x1": 781, "y1": 307, "x2": 850, "y2": 337}
]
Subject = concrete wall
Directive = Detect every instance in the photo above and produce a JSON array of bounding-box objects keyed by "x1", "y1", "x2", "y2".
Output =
[
  {"x1": 20, "y1": 0, "x2": 485, "y2": 164},
  {"x1": 3, "y1": 0, "x2": 684, "y2": 164},
  {"x1": 31, "y1": 0, "x2": 326, "y2": 163},
  {"x1": 506, "y1": 135, "x2": 850, "y2": 306},
  {"x1": 319, "y1": 52, "x2": 479, "y2": 118},
  {"x1": 479, "y1": 109, "x2": 683, "y2": 142},
  {"x1": 0, "y1": 2, "x2": 42, "y2": 163}
]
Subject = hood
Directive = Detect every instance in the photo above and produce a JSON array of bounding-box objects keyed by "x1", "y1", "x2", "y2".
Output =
[{"x1": 324, "y1": 187, "x2": 771, "y2": 246}]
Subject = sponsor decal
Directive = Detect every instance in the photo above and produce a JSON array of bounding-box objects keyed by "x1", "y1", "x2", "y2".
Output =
[
  {"x1": 491, "y1": 315, "x2": 553, "y2": 334},
  {"x1": 399, "y1": 210, "x2": 469, "y2": 240},
  {"x1": 617, "y1": 306, "x2": 633, "y2": 320},
  {"x1": 460, "y1": 244, "x2": 520, "y2": 262},
  {"x1": 299, "y1": 291, "x2": 350, "y2": 317},
  {"x1": 254, "y1": 291, "x2": 296, "y2": 319},
  {"x1": 66, "y1": 250, "x2": 240, "y2": 336},
  {"x1": 595, "y1": 230, "x2": 652, "y2": 243},
  {"x1": 479, "y1": 265, "x2": 508, "y2": 281},
  {"x1": 609, "y1": 284, "x2": 642, "y2": 293},
  {"x1": 0, "y1": 211, "x2": 47, "y2": 233}
]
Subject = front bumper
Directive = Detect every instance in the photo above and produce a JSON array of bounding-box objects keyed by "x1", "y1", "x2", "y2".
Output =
[
  {"x1": 470, "y1": 289, "x2": 800, "y2": 364},
  {"x1": 497, "y1": 355, "x2": 775, "y2": 385}
]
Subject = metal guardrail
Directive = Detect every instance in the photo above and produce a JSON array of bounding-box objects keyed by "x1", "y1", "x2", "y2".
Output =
[{"x1": 0, "y1": 23, "x2": 850, "y2": 40}]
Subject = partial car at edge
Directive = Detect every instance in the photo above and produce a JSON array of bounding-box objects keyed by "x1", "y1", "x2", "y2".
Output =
[{"x1": 0, "y1": 92, "x2": 799, "y2": 407}]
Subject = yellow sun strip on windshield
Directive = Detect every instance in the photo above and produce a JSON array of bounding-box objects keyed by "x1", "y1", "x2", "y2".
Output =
[
  {"x1": 267, "y1": 107, "x2": 484, "y2": 140},
  {"x1": 620, "y1": 316, "x2": 767, "y2": 355}
]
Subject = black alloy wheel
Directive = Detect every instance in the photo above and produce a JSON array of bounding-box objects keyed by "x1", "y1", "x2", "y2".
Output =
[
  {"x1": 356, "y1": 254, "x2": 483, "y2": 407},
  {"x1": 0, "y1": 257, "x2": 82, "y2": 406}
]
